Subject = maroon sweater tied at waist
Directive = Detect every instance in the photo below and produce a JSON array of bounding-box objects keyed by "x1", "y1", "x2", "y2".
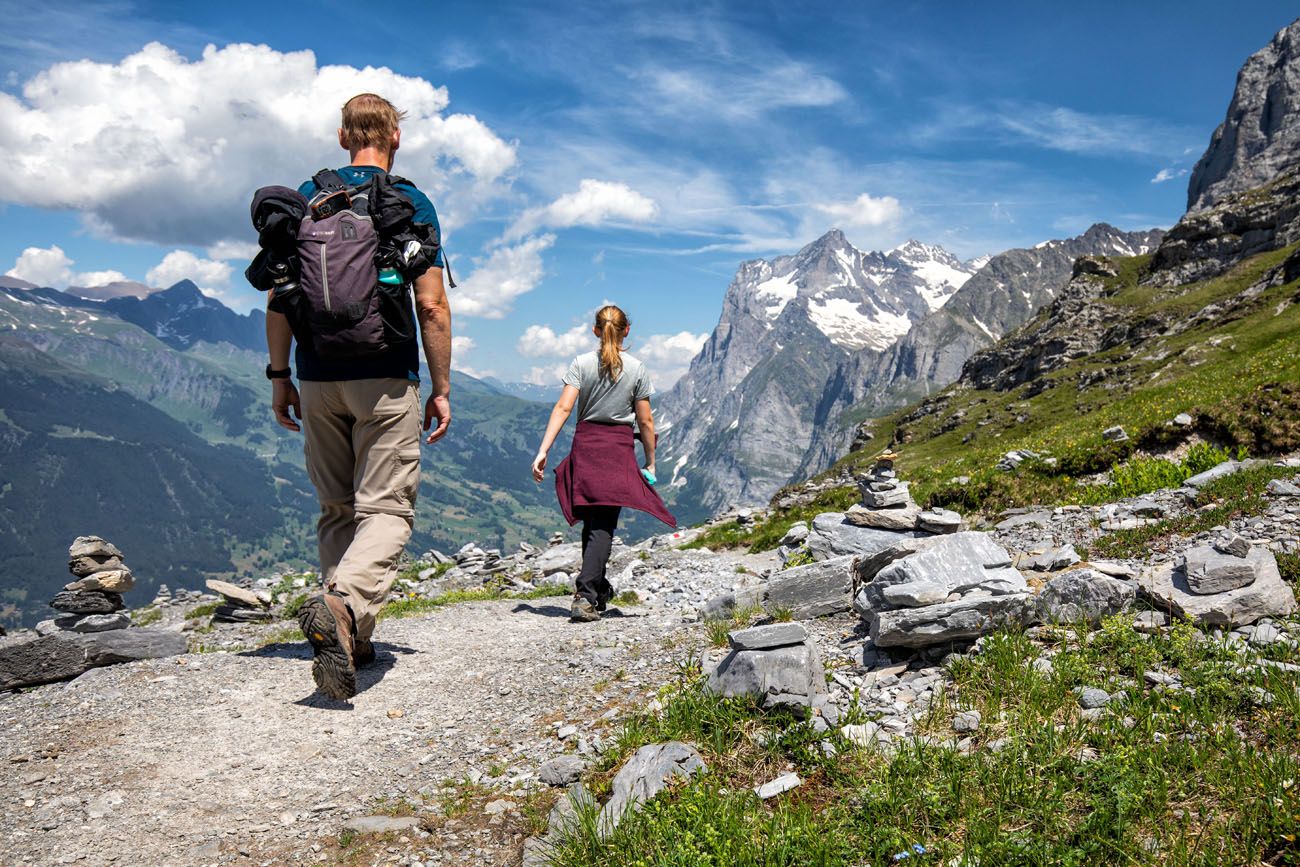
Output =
[{"x1": 554, "y1": 421, "x2": 676, "y2": 528}]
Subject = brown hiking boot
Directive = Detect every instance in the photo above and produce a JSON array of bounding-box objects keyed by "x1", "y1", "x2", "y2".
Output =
[
  {"x1": 353, "y1": 638, "x2": 376, "y2": 668},
  {"x1": 570, "y1": 595, "x2": 600, "y2": 623},
  {"x1": 298, "y1": 592, "x2": 357, "y2": 699}
]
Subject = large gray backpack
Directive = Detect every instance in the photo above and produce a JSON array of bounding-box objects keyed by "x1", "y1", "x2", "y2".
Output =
[{"x1": 295, "y1": 169, "x2": 415, "y2": 358}]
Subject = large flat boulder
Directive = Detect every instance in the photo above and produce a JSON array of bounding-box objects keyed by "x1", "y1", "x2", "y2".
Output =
[
  {"x1": 534, "y1": 543, "x2": 582, "y2": 576},
  {"x1": 1183, "y1": 545, "x2": 1262, "y2": 594},
  {"x1": 870, "y1": 593, "x2": 1034, "y2": 648},
  {"x1": 843, "y1": 504, "x2": 921, "y2": 531},
  {"x1": 805, "y1": 513, "x2": 926, "y2": 562},
  {"x1": 0, "y1": 629, "x2": 188, "y2": 690},
  {"x1": 1182, "y1": 460, "x2": 1261, "y2": 489},
  {"x1": 728, "y1": 622, "x2": 808, "y2": 650},
  {"x1": 205, "y1": 579, "x2": 269, "y2": 609},
  {"x1": 1138, "y1": 553, "x2": 1296, "y2": 627},
  {"x1": 857, "y1": 532, "x2": 1025, "y2": 613},
  {"x1": 759, "y1": 555, "x2": 856, "y2": 619}
]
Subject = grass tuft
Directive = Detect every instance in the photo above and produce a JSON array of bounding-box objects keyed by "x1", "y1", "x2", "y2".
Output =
[{"x1": 183, "y1": 600, "x2": 220, "y2": 620}]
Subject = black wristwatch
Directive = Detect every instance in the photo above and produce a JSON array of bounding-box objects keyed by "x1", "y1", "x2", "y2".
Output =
[{"x1": 266, "y1": 364, "x2": 292, "y2": 380}]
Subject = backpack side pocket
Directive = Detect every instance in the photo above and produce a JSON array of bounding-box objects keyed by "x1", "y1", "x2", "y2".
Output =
[{"x1": 376, "y1": 281, "x2": 417, "y2": 347}]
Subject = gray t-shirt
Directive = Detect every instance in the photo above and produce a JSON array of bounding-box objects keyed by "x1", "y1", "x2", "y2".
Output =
[{"x1": 563, "y1": 351, "x2": 654, "y2": 425}]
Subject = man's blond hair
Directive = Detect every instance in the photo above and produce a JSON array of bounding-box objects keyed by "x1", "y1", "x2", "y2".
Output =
[{"x1": 340, "y1": 93, "x2": 406, "y2": 151}]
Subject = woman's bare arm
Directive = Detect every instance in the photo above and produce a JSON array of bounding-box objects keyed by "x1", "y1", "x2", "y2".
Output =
[
  {"x1": 634, "y1": 398, "x2": 656, "y2": 473},
  {"x1": 532, "y1": 385, "x2": 579, "y2": 482}
]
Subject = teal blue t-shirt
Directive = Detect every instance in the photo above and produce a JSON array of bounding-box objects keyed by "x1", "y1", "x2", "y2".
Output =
[{"x1": 293, "y1": 165, "x2": 442, "y2": 383}]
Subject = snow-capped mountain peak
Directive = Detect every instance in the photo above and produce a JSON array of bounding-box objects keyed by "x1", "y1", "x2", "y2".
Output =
[{"x1": 728, "y1": 230, "x2": 978, "y2": 352}]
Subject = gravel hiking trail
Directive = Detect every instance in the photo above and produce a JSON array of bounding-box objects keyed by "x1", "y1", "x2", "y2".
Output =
[{"x1": 0, "y1": 590, "x2": 733, "y2": 867}]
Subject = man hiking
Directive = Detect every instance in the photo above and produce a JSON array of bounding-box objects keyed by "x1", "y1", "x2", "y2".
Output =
[{"x1": 264, "y1": 93, "x2": 452, "y2": 700}]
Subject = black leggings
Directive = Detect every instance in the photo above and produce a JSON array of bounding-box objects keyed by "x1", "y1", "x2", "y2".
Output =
[{"x1": 574, "y1": 505, "x2": 621, "y2": 606}]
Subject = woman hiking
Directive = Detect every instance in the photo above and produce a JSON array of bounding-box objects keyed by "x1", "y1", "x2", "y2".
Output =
[{"x1": 532, "y1": 305, "x2": 676, "y2": 622}]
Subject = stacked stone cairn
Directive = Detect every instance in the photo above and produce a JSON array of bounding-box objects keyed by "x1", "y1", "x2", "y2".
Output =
[
  {"x1": 0, "y1": 536, "x2": 186, "y2": 689},
  {"x1": 454, "y1": 543, "x2": 507, "y2": 574},
  {"x1": 204, "y1": 579, "x2": 273, "y2": 624},
  {"x1": 40, "y1": 536, "x2": 136, "y2": 635},
  {"x1": 749, "y1": 452, "x2": 1043, "y2": 649},
  {"x1": 843, "y1": 452, "x2": 962, "y2": 534}
]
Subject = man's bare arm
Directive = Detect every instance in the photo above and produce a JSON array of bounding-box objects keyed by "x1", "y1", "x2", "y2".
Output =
[
  {"x1": 413, "y1": 266, "x2": 452, "y2": 443},
  {"x1": 266, "y1": 306, "x2": 300, "y2": 432}
]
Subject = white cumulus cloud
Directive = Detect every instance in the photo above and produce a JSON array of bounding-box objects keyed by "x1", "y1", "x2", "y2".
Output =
[
  {"x1": 814, "y1": 193, "x2": 902, "y2": 229},
  {"x1": 635, "y1": 330, "x2": 708, "y2": 388},
  {"x1": 6, "y1": 245, "x2": 74, "y2": 287},
  {"x1": 6, "y1": 244, "x2": 125, "y2": 289},
  {"x1": 70, "y1": 269, "x2": 129, "y2": 287},
  {"x1": 1151, "y1": 167, "x2": 1189, "y2": 184},
  {"x1": 506, "y1": 179, "x2": 658, "y2": 240},
  {"x1": 206, "y1": 240, "x2": 262, "y2": 261},
  {"x1": 451, "y1": 234, "x2": 555, "y2": 318},
  {"x1": 522, "y1": 364, "x2": 569, "y2": 386},
  {"x1": 147, "y1": 250, "x2": 233, "y2": 292},
  {"x1": 517, "y1": 323, "x2": 592, "y2": 358},
  {"x1": 0, "y1": 42, "x2": 516, "y2": 247}
]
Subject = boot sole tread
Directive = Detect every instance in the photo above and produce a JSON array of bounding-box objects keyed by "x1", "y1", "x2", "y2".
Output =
[{"x1": 298, "y1": 597, "x2": 357, "y2": 700}]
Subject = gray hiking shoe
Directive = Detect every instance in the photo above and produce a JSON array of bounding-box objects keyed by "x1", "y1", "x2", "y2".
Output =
[{"x1": 570, "y1": 596, "x2": 600, "y2": 623}]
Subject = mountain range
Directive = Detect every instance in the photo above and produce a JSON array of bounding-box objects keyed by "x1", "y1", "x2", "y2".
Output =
[
  {"x1": 5, "y1": 16, "x2": 1296, "y2": 629},
  {"x1": 656, "y1": 223, "x2": 1164, "y2": 521},
  {"x1": 0, "y1": 282, "x2": 572, "y2": 627}
]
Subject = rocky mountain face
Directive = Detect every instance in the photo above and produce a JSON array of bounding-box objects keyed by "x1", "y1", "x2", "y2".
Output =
[
  {"x1": 657, "y1": 230, "x2": 981, "y2": 521},
  {"x1": 951, "y1": 181, "x2": 1300, "y2": 406},
  {"x1": 656, "y1": 223, "x2": 1164, "y2": 519},
  {"x1": 1187, "y1": 18, "x2": 1300, "y2": 211},
  {"x1": 795, "y1": 225, "x2": 1165, "y2": 477},
  {"x1": 103, "y1": 280, "x2": 266, "y2": 352},
  {"x1": 951, "y1": 20, "x2": 1300, "y2": 401}
]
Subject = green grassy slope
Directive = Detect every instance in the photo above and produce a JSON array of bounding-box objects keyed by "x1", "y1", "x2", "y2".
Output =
[
  {"x1": 0, "y1": 289, "x2": 584, "y2": 626},
  {"x1": 0, "y1": 336, "x2": 306, "y2": 626},
  {"x1": 851, "y1": 243, "x2": 1300, "y2": 512}
]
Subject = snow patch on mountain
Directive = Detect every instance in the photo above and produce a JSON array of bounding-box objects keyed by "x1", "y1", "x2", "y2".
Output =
[
  {"x1": 807, "y1": 298, "x2": 912, "y2": 351},
  {"x1": 753, "y1": 271, "x2": 799, "y2": 318}
]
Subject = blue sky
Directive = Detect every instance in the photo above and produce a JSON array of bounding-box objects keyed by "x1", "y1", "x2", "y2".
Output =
[{"x1": 0, "y1": 0, "x2": 1294, "y2": 385}]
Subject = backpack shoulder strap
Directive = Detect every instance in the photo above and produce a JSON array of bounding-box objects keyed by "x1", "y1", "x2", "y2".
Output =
[{"x1": 312, "y1": 168, "x2": 350, "y2": 192}]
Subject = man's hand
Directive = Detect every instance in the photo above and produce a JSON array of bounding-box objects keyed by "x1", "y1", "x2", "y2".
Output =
[
  {"x1": 424, "y1": 394, "x2": 451, "y2": 444},
  {"x1": 272, "y1": 380, "x2": 301, "y2": 432},
  {"x1": 531, "y1": 451, "x2": 548, "y2": 483}
]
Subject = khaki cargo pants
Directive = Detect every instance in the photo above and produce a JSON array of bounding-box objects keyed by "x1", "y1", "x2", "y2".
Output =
[{"x1": 300, "y1": 378, "x2": 420, "y2": 640}]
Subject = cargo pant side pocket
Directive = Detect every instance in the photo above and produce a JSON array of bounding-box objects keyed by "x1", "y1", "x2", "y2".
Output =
[{"x1": 393, "y1": 448, "x2": 421, "y2": 510}]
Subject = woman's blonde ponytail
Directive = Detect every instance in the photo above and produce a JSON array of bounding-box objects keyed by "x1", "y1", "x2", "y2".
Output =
[{"x1": 595, "y1": 304, "x2": 628, "y2": 381}]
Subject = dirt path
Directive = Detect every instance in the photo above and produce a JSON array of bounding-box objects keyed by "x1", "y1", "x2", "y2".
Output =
[{"x1": 0, "y1": 594, "x2": 718, "y2": 866}]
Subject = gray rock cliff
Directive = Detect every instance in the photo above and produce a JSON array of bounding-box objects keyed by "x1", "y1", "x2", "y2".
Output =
[{"x1": 1187, "y1": 18, "x2": 1300, "y2": 211}]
